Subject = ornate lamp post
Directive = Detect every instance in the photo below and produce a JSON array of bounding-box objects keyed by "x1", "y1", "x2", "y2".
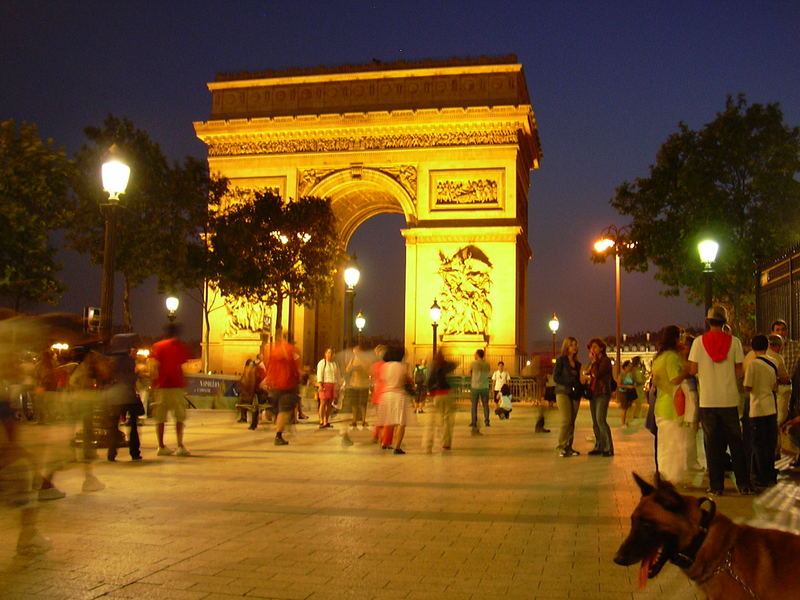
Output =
[
  {"x1": 99, "y1": 145, "x2": 130, "y2": 342},
  {"x1": 166, "y1": 296, "x2": 179, "y2": 322},
  {"x1": 430, "y1": 299, "x2": 442, "y2": 356},
  {"x1": 698, "y1": 239, "x2": 719, "y2": 321},
  {"x1": 594, "y1": 225, "x2": 631, "y2": 374},
  {"x1": 548, "y1": 313, "x2": 559, "y2": 358},
  {"x1": 355, "y1": 311, "x2": 366, "y2": 346},
  {"x1": 343, "y1": 256, "x2": 361, "y2": 348}
]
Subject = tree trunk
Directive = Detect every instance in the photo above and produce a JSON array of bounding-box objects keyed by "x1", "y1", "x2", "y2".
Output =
[
  {"x1": 275, "y1": 288, "x2": 284, "y2": 337},
  {"x1": 122, "y1": 275, "x2": 132, "y2": 332},
  {"x1": 203, "y1": 282, "x2": 211, "y2": 373}
]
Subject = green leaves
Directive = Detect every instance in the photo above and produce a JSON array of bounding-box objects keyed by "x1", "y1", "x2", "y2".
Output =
[
  {"x1": 610, "y1": 95, "x2": 800, "y2": 332},
  {"x1": 0, "y1": 120, "x2": 74, "y2": 309},
  {"x1": 207, "y1": 190, "x2": 344, "y2": 314}
]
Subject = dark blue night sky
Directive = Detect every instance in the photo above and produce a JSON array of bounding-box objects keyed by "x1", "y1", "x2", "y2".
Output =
[{"x1": 2, "y1": 1, "x2": 798, "y2": 351}]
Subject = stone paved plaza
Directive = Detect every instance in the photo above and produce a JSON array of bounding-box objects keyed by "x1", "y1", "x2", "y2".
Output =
[{"x1": 2, "y1": 401, "x2": 795, "y2": 600}]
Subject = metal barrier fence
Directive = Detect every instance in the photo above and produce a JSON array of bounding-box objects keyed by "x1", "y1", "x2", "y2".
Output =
[{"x1": 757, "y1": 246, "x2": 800, "y2": 339}]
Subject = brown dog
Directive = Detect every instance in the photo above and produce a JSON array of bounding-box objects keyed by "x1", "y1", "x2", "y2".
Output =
[{"x1": 614, "y1": 472, "x2": 800, "y2": 599}]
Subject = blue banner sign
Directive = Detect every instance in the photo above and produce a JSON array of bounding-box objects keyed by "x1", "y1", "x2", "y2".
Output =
[{"x1": 185, "y1": 373, "x2": 239, "y2": 397}]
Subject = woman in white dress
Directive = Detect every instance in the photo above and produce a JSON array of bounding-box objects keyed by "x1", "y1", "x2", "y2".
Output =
[{"x1": 379, "y1": 346, "x2": 415, "y2": 454}]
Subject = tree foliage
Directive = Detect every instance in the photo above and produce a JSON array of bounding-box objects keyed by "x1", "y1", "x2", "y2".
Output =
[
  {"x1": 0, "y1": 120, "x2": 75, "y2": 309},
  {"x1": 68, "y1": 115, "x2": 228, "y2": 331},
  {"x1": 207, "y1": 189, "x2": 344, "y2": 332},
  {"x1": 610, "y1": 95, "x2": 800, "y2": 332}
]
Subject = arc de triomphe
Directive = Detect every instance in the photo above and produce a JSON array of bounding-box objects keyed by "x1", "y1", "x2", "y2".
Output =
[{"x1": 194, "y1": 56, "x2": 541, "y2": 373}]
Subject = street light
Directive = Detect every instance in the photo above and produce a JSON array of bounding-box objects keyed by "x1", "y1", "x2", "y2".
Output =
[
  {"x1": 343, "y1": 256, "x2": 360, "y2": 348},
  {"x1": 698, "y1": 239, "x2": 719, "y2": 321},
  {"x1": 355, "y1": 311, "x2": 366, "y2": 345},
  {"x1": 594, "y1": 225, "x2": 631, "y2": 375},
  {"x1": 99, "y1": 144, "x2": 130, "y2": 342},
  {"x1": 166, "y1": 296, "x2": 179, "y2": 322},
  {"x1": 548, "y1": 313, "x2": 559, "y2": 357},
  {"x1": 430, "y1": 299, "x2": 442, "y2": 356}
]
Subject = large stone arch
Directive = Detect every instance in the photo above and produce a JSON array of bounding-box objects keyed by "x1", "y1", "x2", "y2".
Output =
[
  {"x1": 195, "y1": 56, "x2": 541, "y2": 373},
  {"x1": 305, "y1": 167, "x2": 415, "y2": 242}
]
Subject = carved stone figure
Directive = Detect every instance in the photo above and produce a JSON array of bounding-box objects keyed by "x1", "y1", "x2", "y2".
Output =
[
  {"x1": 437, "y1": 245, "x2": 493, "y2": 335},
  {"x1": 224, "y1": 296, "x2": 270, "y2": 337}
]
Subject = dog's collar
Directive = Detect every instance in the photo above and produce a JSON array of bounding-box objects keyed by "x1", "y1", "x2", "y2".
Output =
[{"x1": 670, "y1": 496, "x2": 716, "y2": 569}]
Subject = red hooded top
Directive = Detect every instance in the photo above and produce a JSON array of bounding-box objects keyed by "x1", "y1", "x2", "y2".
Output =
[{"x1": 702, "y1": 331, "x2": 732, "y2": 362}]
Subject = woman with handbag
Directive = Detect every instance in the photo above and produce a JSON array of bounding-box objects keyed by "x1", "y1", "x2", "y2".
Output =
[
  {"x1": 553, "y1": 337, "x2": 583, "y2": 457},
  {"x1": 651, "y1": 325, "x2": 691, "y2": 484},
  {"x1": 587, "y1": 338, "x2": 615, "y2": 456}
]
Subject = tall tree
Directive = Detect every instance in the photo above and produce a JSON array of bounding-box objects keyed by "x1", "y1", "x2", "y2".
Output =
[
  {"x1": 207, "y1": 189, "x2": 344, "y2": 336},
  {"x1": 610, "y1": 95, "x2": 800, "y2": 333},
  {"x1": 68, "y1": 115, "x2": 228, "y2": 333},
  {"x1": 0, "y1": 120, "x2": 74, "y2": 310}
]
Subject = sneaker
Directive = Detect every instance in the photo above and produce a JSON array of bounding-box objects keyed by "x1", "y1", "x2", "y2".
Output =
[
  {"x1": 38, "y1": 487, "x2": 66, "y2": 501},
  {"x1": 738, "y1": 486, "x2": 758, "y2": 496},
  {"x1": 558, "y1": 449, "x2": 570, "y2": 457},
  {"x1": 157, "y1": 446, "x2": 175, "y2": 456},
  {"x1": 82, "y1": 474, "x2": 105, "y2": 492},
  {"x1": 16, "y1": 529, "x2": 52, "y2": 556},
  {"x1": 176, "y1": 446, "x2": 191, "y2": 456},
  {"x1": 567, "y1": 448, "x2": 581, "y2": 456},
  {"x1": 587, "y1": 449, "x2": 603, "y2": 456},
  {"x1": 274, "y1": 437, "x2": 289, "y2": 446},
  {"x1": 393, "y1": 448, "x2": 406, "y2": 455}
]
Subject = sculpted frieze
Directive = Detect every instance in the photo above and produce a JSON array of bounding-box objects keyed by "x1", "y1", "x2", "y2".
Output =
[
  {"x1": 435, "y1": 179, "x2": 498, "y2": 206},
  {"x1": 437, "y1": 245, "x2": 493, "y2": 336},
  {"x1": 207, "y1": 128, "x2": 519, "y2": 157},
  {"x1": 298, "y1": 165, "x2": 418, "y2": 200}
]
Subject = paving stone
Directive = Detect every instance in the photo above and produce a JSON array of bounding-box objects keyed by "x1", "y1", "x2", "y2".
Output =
[{"x1": 0, "y1": 405, "x2": 781, "y2": 599}]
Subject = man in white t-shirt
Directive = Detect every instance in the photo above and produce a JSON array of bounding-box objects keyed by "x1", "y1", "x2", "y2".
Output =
[
  {"x1": 743, "y1": 334, "x2": 778, "y2": 487},
  {"x1": 687, "y1": 306, "x2": 755, "y2": 496},
  {"x1": 491, "y1": 362, "x2": 511, "y2": 402}
]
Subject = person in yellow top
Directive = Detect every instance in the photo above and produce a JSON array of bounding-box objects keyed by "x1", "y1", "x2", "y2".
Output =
[{"x1": 651, "y1": 325, "x2": 691, "y2": 484}]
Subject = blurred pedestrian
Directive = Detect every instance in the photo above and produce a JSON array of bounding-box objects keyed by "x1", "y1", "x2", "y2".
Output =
[
  {"x1": 149, "y1": 323, "x2": 191, "y2": 457},
  {"x1": 379, "y1": 346, "x2": 414, "y2": 454},
  {"x1": 237, "y1": 358, "x2": 257, "y2": 424},
  {"x1": 412, "y1": 359, "x2": 428, "y2": 414},
  {"x1": 345, "y1": 345, "x2": 370, "y2": 429},
  {"x1": 264, "y1": 331, "x2": 301, "y2": 445},
  {"x1": 105, "y1": 333, "x2": 145, "y2": 462},
  {"x1": 423, "y1": 349, "x2": 457, "y2": 452}
]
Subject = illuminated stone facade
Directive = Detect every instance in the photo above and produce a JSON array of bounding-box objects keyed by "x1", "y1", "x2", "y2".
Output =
[{"x1": 194, "y1": 56, "x2": 541, "y2": 373}]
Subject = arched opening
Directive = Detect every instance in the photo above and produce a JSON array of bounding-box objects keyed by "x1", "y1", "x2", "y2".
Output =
[{"x1": 346, "y1": 213, "x2": 407, "y2": 343}]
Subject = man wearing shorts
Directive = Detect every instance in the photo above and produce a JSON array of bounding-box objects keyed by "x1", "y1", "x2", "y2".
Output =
[
  {"x1": 266, "y1": 332, "x2": 301, "y2": 445},
  {"x1": 149, "y1": 323, "x2": 191, "y2": 456}
]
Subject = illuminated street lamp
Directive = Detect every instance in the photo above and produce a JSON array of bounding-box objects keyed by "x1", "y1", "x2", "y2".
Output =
[
  {"x1": 430, "y1": 299, "x2": 442, "y2": 356},
  {"x1": 343, "y1": 256, "x2": 360, "y2": 348},
  {"x1": 548, "y1": 313, "x2": 559, "y2": 358},
  {"x1": 166, "y1": 295, "x2": 180, "y2": 322},
  {"x1": 593, "y1": 225, "x2": 631, "y2": 374},
  {"x1": 99, "y1": 145, "x2": 130, "y2": 342},
  {"x1": 355, "y1": 311, "x2": 366, "y2": 345},
  {"x1": 698, "y1": 239, "x2": 719, "y2": 321}
]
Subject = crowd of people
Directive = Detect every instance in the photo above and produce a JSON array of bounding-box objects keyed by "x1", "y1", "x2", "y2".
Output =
[{"x1": 5, "y1": 305, "x2": 800, "y2": 556}]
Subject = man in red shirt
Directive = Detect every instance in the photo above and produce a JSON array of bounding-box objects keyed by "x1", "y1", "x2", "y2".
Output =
[
  {"x1": 264, "y1": 331, "x2": 301, "y2": 446},
  {"x1": 149, "y1": 323, "x2": 191, "y2": 456}
]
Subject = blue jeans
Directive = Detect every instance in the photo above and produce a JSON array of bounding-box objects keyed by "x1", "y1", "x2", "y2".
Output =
[
  {"x1": 590, "y1": 394, "x2": 613, "y2": 453},
  {"x1": 470, "y1": 389, "x2": 490, "y2": 427}
]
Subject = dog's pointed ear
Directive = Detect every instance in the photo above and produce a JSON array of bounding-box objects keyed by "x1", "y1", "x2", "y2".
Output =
[
  {"x1": 654, "y1": 471, "x2": 688, "y2": 512},
  {"x1": 633, "y1": 472, "x2": 655, "y2": 496}
]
